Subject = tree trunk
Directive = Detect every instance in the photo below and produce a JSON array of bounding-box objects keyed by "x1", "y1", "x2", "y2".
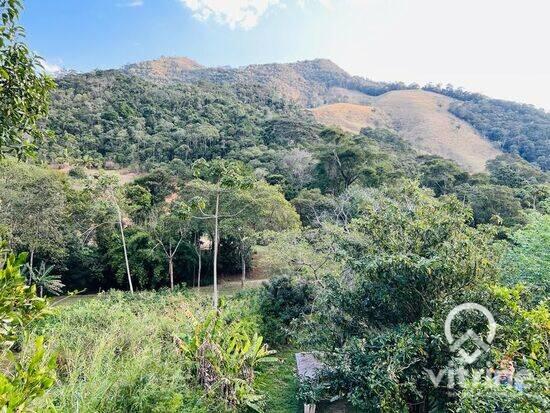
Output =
[
  {"x1": 212, "y1": 191, "x2": 220, "y2": 309},
  {"x1": 168, "y1": 255, "x2": 174, "y2": 290},
  {"x1": 39, "y1": 285, "x2": 43, "y2": 298},
  {"x1": 197, "y1": 248, "x2": 202, "y2": 289},
  {"x1": 241, "y1": 249, "x2": 246, "y2": 288},
  {"x1": 28, "y1": 248, "x2": 35, "y2": 285},
  {"x1": 116, "y1": 202, "x2": 134, "y2": 294}
]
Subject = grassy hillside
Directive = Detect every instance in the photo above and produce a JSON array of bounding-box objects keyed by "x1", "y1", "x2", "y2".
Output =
[
  {"x1": 311, "y1": 103, "x2": 390, "y2": 133},
  {"x1": 313, "y1": 90, "x2": 503, "y2": 172}
]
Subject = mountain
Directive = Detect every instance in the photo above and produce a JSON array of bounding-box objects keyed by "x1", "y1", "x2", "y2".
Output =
[
  {"x1": 124, "y1": 56, "x2": 203, "y2": 79},
  {"x1": 122, "y1": 57, "x2": 409, "y2": 108},
  {"x1": 312, "y1": 90, "x2": 503, "y2": 173},
  {"x1": 55, "y1": 56, "x2": 549, "y2": 172}
]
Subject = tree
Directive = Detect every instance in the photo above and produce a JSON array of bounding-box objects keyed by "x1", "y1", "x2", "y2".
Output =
[
  {"x1": 0, "y1": 0, "x2": 55, "y2": 158},
  {"x1": 190, "y1": 158, "x2": 254, "y2": 308},
  {"x1": 147, "y1": 202, "x2": 191, "y2": 290},
  {"x1": 0, "y1": 161, "x2": 68, "y2": 275},
  {"x1": 419, "y1": 156, "x2": 468, "y2": 196},
  {"x1": 222, "y1": 181, "x2": 300, "y2": 286},
  {"x1": 91, "y1": 174, "x2": 136, "y2": 293},
  {"x1": 500, "y1": 211, "x2": 550, "y2": 298},
  {"x1": 487, "y1": 154, "x2": 548, "y2": 188},
  {"x1": 315, "y1": 128, "x2": 388, "y2": 194},
  {"x1": 292, "y1": 182, "x2": 501, "y2": 410},
  {"x1": 454, "y1": 184, "x2": 524, "y2": 226},
  {"x1": 0, "y1": 251, "x2": 56, "y2": 412},
  {"x1": 25, "y1": 261, "x2": 64, "y2": 297}
]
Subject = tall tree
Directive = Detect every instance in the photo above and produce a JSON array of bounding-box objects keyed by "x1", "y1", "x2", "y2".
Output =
[
  {"x1": 147, "y1": 202, "x2": 191, "y2": 290},
  {"x1": 189, "y1": 159, "x2": 254, "y2": 308},
  {"x1": 0, "y1": 0, "x2": 55, "y2": 158},
  {"x1": 223, "y1": 182, "x2": 300, "y2": 286},
  {"x1": 91, "y1": 174, "x2": 136, "y2": 293}
]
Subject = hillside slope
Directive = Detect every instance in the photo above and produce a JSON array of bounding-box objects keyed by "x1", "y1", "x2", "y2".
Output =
[
  {"x1": 312, "y1": 90, "x2": 503, "y2": 173},
  {"x1": 122, "y1": 57, "x2": 407, "y2": 107}
]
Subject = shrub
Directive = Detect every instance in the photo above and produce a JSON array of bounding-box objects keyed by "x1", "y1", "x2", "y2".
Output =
[
  {"x1": 68, "y1": 166, "x2": 87, "y2": 179},
  {"x1": 1, "y1": 252, "x2": 56, "y2": 412},
  {"x1": 257, "y1": 275, "x2": 313, "y2": 344},
  {"x1": 454, "y1": 376, "x2": 550, "y2": 413}
]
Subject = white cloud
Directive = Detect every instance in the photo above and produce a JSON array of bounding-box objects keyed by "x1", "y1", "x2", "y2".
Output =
[
  {"x1": 119, "y1": 0, "x2": 144, "y2": 7},
  {"x1": 179, "y1": 0, "x2": 282, "y2": 30},
  {"x1": 41, "y1": 60, "x2": 63, "y2": 75}
]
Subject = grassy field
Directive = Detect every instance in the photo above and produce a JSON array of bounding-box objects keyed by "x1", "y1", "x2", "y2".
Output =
[{"x1": 30, "y1": 288, "x2": 300, "y2": 412}]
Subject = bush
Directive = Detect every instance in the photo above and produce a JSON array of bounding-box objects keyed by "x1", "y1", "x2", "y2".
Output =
[
  {"x1": 68, "y1": 166, "x2": 87, "y2": 179},
  {"x1": 454, "y1": 377, "x2": 550, "y2": 413},
  {"x1": 257, "y1": 275, "x2": 313, "y2": 344}
]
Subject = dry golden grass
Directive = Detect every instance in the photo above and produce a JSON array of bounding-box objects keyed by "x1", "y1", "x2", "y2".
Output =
[
  {"x1": 312, "y1": 90, "x2": 503, "y2": 173},
  {"x1": 312, "y1": 102, "x2": 391, "y2": 133}
]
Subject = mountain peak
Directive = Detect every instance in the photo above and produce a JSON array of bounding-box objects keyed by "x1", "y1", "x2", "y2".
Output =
[{"x1": 124, "y1": 56, "x2": 203, "y2": 79}]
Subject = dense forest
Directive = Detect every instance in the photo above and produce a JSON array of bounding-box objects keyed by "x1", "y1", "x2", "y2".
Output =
[{"x1": 1, "y1": 1, "x2": 549, "y2": 412}]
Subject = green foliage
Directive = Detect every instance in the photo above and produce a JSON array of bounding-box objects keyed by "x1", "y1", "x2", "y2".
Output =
[
  {"x1": 454, "y1": 183, "x2": 524, "y2": 226},
  {"x1": 42, "y1": 71, "x2": 313, "y2": 175},
  {"x1": 487, "y1": 155, "x2": 548, "y2": 188},
  {"x1": 0, "y1": 160, "x2": 69, "y2": 267},
  {"x1": 0, "y1": 252, "x2": 48, "y2": 347},
  {"x1": 257, "y1": 276, "x2": 313, "y2": 344},
  {"x1": 314, "y1": 128, "x2": 390, "y2": 194},
  {"x1": 26, "y1": 261, "x2": 65, "y2": 297},
  {"x1": 419, "y1": 156, "x2": 469, "y2": 196},
  {"x1": 192, "y1": 158, "x2": 254, "y2": 190},
  {"x1": 176, "y1": 300, "x2": 277, "y2": 411},
  {"x1": 500, "y1": 212, "x2": 550, "y2": 298},
  {"x1": 24, "y1": 291, "x2": 233, "y2": 412},
  {"x1": 0, "y1": 247, "x2": 56, "y2": 413},
  {"x1": 0, "y1": 336, "x2": 57, "y2": 413},
  {"x1": 0, "y1": 0, "x2": 55, "y2": 159},
  {"x1": 291, "y1": 181, "x2": 502, "y2": 410},
  {"x1": 454, "y1": 377, "x2": 550, "y2": 413},
  {"x1": 254, "y1": 348, "x2": 301, "y2": 413},
  {"x1": 291, "y1": 188, "x2": 337, "y2": 228},
  {"x1": 490, "y1": 285, "x2": 550, "y2": 373},
  {"x1": 322, "y1": 320, "x2": 440, "y2": 412}
]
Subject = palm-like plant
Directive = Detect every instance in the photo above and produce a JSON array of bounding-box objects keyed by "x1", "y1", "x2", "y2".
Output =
[
  {"x1": 26, "y1": 261, "x2": 65, "y2": 297},
  {"x1": 177, "y1": 304, "x2": 276, "y2": 411}
]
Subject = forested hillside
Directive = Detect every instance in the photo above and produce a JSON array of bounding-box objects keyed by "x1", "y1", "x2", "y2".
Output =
[
  {"x1": 123, "y1": 57, "x2": 550, "y2": 171},
  {"x1": 43, "y1": 70, "x2": 320, "y2": 173},
  {"x1": 125, "y1": 57, "x2": 412, "y2": 107}
]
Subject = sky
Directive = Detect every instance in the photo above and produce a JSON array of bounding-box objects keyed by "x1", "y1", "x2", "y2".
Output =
[{"x1": 21, "y1": 0, "x2": 550, "y2": 110}]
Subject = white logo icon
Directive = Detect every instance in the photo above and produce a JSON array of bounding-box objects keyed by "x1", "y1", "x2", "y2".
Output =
[{"x1": 444, "y1": 303, "x2": 496, "y2": 364}]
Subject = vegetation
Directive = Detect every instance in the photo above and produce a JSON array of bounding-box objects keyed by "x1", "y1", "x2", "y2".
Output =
[
  {"x1": 424, "y1": 84, "x2": 550, "y2": 170},
  {"x1": 1, "y1": 1, "x2": 549, "y2": 411},
  {"x1": 0, "y1": 0, "x2": 55, "y2": 159}
]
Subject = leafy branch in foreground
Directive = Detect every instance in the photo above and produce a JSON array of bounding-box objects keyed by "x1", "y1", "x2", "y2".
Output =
[
  {"x1": 1, "y1": 250, "x2": 56, "y2": 412},
  {"x1": 0, "y1": 0, "x2": 55, "y2": 159}
]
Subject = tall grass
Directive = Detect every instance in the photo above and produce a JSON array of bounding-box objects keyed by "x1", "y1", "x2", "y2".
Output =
[{"x1": 25, "y1": 290, "x2": 228, "y2": 412}]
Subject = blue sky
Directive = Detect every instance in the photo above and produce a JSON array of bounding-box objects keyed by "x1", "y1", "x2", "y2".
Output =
[{"x1": 22, "y1": 0, "x2": 550, "y2": 110}]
